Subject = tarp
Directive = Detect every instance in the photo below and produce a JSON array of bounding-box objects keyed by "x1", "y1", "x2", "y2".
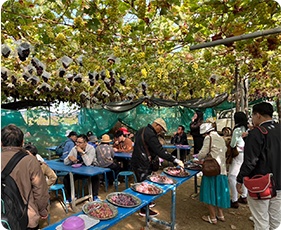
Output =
[{"x1": 103, "y1": 93, "x2": 229, "y2": 113}]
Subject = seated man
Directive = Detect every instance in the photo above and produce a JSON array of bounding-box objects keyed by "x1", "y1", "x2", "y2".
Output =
[
  {"x1": 113, "y1": 130, "x2": 133, "y2": 153},
  {"x1": 63, "y1": 134, "x2": 100, "y2": 202},
  {"x1": 96, "y1": 134, "x2": 121, "y2": 185},
  {"x1": 88, "y1": 135, "x2": 99, "y2": 148},
  {"x1": 171, "y1": 125, "x2": 189, "y2": 162},
  {"x1": 60, "y1": 131, "x2": 78, "y2": 161}
]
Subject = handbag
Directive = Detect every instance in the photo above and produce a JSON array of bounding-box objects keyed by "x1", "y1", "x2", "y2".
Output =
[
  {"x1": 142, "y1": 128, "x2": 159, "y2": 172},
  {"x1": 202, "y1": 136, "x2": 221, "y2": 177},
  {"x1": 244, "y1": 173, "x2": 277, "y2": 200},
  {"x1": 243, "y1": 126, "x2": 277, "y2": 200},
  {"x1": 225, "y1": 138, "x2": 239, "y2": 164}
]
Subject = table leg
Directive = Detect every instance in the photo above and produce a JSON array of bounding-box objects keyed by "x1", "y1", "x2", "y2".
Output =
[
  {"x1": 48, "y1": 149, "x2": 51, "y2": 160},
  {"x1": 88, "y1": 176, "x2": 93, "y2": 201},
  {"x1": 194, "y1": 174, "x2": 198, "y2": 194},
  {"x1": 145, "y1": 204, "x2": 149, "y2": 227},
  {"x1": 177, "y1": 148, "x2": 180, "y2": 160},
  {"x1": 69, "y1": 172, "x2": 78, "y2": 212},
  {"x1": 171, "y1": 186, "x2": 176, "y2": 230}
]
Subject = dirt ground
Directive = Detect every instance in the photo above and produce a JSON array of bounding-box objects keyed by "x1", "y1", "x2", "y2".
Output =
[{"x1": 40, "y1": 160, "x2": 254, "y2": 230}]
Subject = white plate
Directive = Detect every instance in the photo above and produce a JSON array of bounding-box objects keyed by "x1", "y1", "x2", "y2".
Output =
[{"x1": 55, "y1": 214, "x2": 100, "y2": 230}]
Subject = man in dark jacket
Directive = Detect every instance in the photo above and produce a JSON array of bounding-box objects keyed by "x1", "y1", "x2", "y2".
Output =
[
  {"x1": 171, "y1": 125, "x2": 189, "y2": 161},
  {"x1": 132, "y1": 118, "x2": 184, "y2": 217},
  {"x1": 236, "y1": 102, "x2": 281, "y2": 230}
]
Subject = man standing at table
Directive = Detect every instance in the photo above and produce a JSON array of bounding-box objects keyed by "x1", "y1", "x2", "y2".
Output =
[
  {"x1": 132, "y1": 118, "x2": 184, "y2": 217},
  {"x1": 1, "y1": 124, "x2": 49, "y2": 230},
  {"x1": 63, "y1": 134, "x2": 100, "y2": 202},
  {"x1": 171, "y1": 125, "x2": 189, "y2": 162}
]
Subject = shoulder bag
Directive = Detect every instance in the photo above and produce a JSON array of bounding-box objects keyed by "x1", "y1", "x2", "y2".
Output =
[
  {"x1": 225, "y1": 138, "x2": 239, "y2": 164},
  {"x1": 142, "y1": 128, "x2": 159, "y2": 172},
  {"x1": 243, "y1": 126, "x2": 277, "y2": 200},
  {"x1": 202, "y1": 136, "x2": 221, "y2": 177}
]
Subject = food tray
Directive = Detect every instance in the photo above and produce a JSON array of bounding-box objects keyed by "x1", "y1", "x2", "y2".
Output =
[
  {"x1": 147, "y1": 175, "x2": 177, "y2": 185},
  {"x1": 163, "y1": 167, "x2": 191, "y2": 177},
  {"x1": 106, "y1": 192, "x2": 141, "y2": 208},
  {"x1": 82, "y1": 201, "x2": 118, "y2": 220},
  {"x1": 131, "y1": 182, "x2": 163, "y2": 195}
]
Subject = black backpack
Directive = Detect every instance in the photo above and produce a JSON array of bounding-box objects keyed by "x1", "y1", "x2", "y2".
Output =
[{"x1": 1, "y1": 151, "x2": 30, "y2": 230}]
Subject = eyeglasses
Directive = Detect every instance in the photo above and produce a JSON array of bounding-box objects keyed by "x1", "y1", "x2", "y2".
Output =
[{"x1": 76, "y1": 141, "x2": 85, "y2": 144}]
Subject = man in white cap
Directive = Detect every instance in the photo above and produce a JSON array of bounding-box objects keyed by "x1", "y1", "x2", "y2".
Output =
[{"x1": 131, "y1": 118, "x2": 184, "y2": 217}]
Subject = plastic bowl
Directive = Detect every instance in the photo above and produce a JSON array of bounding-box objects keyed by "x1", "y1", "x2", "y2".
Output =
[
  {"x1": 62, "y1": 216, "x2": 85, "y2": 230},
  {"x1": 72, "y1": 163, "x2": 82, "y2": 168}
]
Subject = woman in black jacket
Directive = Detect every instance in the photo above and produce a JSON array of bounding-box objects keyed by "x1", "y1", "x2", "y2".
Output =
[{"x1": 189, "y1": 110, "x2": 204, "y2": 155}]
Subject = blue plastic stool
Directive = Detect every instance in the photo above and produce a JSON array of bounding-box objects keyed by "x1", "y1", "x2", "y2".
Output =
[
  {"x1": 116, "y1": 171, "x2": 136, "y2": 192},
  {"x1": 48, "y1": 184, "x2": 68, "y2": 225}
]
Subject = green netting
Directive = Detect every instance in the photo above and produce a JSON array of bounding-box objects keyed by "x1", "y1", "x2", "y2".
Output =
[{"x1": 1, "y1": 106, "x2": 215, "y2": 158}]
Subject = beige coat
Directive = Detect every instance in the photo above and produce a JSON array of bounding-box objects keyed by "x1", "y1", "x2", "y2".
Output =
[
  {"x1": 40, "y1": 162, "x2": 57, "y2": 188},
  {"x1": 1, "y1": 147, "x2": 49, "y2": 228},
  {"x1": 198, "y1": 131, "x2": 228, "y2": 175}
]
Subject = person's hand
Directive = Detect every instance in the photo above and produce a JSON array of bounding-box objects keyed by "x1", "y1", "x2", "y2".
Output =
[
  {"x1": 178, "y1": 160, "x2": 184, "y2": 168},
  {"x1": 76, "y1": 146, "x2": 84, "y2": 154},
  {"x1": 68, "y1": 156, "x2": 78, "y2": 162},
  {"x1": 113, "y1": 148, "x2": 118, "y2": 152},
  {"x1": 173, "y1": 132, "x2": 177, "y2": 136},
  {"x1": 129, "y1": 134, "x2": 134, "y2": 139},
  {"x1": 114, "y1": 141, "x2": 119, "y2": 145},
  {"x1": 40, "y1": 214, "x2": 48, "y2": 219},
  {"x1": 26, "y1": 150, "x2": 33, "y2": 156},
  {"x1": 241, "y1": 132, "x2": 248, "y2": 138},
  {"x1": 236, "y1": 183, "x2": 242, "y2": 194}
]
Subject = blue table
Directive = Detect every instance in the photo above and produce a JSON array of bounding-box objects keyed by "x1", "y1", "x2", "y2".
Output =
[
  {"x1": 46, "y1": 161, "x2": 111, "y2": 212},
  {"x1": 45, "y1": 146, "x2": 57, "y2": 160},
  {"x1": 43, "y1": 169, "x2": 199, "y2": 230},
  {"x1": 163, "y1": 145, "x2": 192, "y2": 160},
  {"x1": 114, "y1": 152, "x2": 132, "y2": 159}
]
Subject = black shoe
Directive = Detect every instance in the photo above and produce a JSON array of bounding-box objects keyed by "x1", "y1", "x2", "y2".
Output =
[
  {"x1": 231, "y1": 200, "x2": 239, "y2": 209},
  {"x1": 238, "y1": 196, "x2": 248, "y2": 204},
  {"x1": 139, "y1": 209, "x2": 158, "y2": 217}
]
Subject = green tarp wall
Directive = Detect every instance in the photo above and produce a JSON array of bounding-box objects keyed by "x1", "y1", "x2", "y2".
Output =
[{"x1": 1, "y1": 106, "x2": 215, "y2": 157}]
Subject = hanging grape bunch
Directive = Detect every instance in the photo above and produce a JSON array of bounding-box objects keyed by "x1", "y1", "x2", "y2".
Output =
[
  {"x1": 74, "y1": 16, "x2": 85, "y2": 31},
  {"x1": 203, "y1": 50, "x2": 213, "y2": 62},
  {"x1": 225, "y1": 54, "x2": 236, "y2": 64},
  {"x1": 108, "y1": 0, "x2": 118, "y2": 23},
  {"x1": 136, "y1": 0, "x2": 146, "y2": 19},
  {"x1": 256, "y1": 2, "x2": 271, "y2": 22},
  {"x1": 122, "y1": 24, "x2": 131, "y2": 36}
]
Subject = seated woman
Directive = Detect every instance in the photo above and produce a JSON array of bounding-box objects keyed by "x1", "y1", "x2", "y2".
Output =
[{"x1": 96, "y1": 134, "x2": 121, "y2": 185}]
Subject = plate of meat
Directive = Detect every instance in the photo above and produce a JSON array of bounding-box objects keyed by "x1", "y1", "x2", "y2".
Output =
[
  {"x1": 147, "y1": 174, "x2": 177, "y2": 185},
  {"x1": 163, "y1": 167, "x2": 191, "y2": 177},
  {"x1": 131, "y1": 182, "x2": 163, "y2": 195},
  {"x1": 106, "y1": 192, "x2": 141, "y2": 208},
  {"x1": 82, "y1": 201, "x2": 118, "y2": 220}
]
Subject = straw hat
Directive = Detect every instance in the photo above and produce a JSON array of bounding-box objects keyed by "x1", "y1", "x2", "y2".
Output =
[
  {"x1": 200, "y1": 123, "x2": 214, "y2": 134},
  {"x1": 101, "y1": 134, "x2": 112, "y2": 143},
  {"x1": 154, "y1": 118, "x2": 167, "y2": 132}
]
